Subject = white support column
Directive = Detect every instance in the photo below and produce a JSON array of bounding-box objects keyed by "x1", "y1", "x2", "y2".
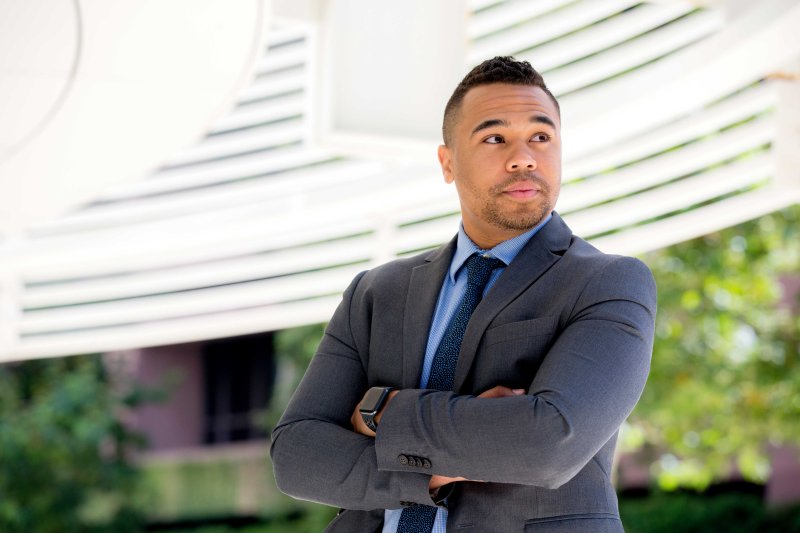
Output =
[
  {"x1": 0, "y1": 234, "x2": 24, "y2": 362},
  {"x1": 771, "y1": 60, "x2": 800, "y2": 200},
  {"x1": 321, "y1": 0, "x2": 468, "y2": 144}
]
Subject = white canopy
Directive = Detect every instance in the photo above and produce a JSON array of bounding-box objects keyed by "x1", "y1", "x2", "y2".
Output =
[{"x1": 1, "y1": 0, "x2": 798, "y2": 361}]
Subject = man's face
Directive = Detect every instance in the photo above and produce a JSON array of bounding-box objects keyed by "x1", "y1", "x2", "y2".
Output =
[{"x1": 438, "y1": 83, "x2": 562, "y2": 248}]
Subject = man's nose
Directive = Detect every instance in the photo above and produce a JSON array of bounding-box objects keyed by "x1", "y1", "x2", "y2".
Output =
[{"x1": 506, "y1": 145, "x2": 537, "y2": 172}]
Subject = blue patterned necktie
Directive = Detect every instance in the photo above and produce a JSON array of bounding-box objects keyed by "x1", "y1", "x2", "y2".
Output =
[{"x1": 396, "y1": 253, "x2": 505, "y2": 533}]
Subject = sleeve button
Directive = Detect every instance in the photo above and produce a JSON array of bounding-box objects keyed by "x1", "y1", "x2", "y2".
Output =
[
  {"x1": 422, "y1": 459, "x2": 432, "y2": 469},
  {"x1": 398, "y1": 454, "x2": 409, "y2": 466}
]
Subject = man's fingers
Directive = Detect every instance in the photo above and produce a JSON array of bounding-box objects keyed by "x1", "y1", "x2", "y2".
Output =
[
  {"x1": 478, "y1": 386, "x2": 512, "y2": 398},
  {"x1": 429, "y1": 475, "x2": 471, "y2": 490},
  {"x1": 477, "y1": 386, "x2": 527, "y2": 398}
]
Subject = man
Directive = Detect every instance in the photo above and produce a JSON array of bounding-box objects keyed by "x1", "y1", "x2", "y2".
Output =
[{"x1": 271, "y1": 56, "x2": 656, "y2": 532}]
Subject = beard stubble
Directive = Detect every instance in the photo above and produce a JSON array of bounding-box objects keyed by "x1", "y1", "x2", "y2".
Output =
[{"x1": 481, "y1": 172, "x2": 555, "y2": 231}]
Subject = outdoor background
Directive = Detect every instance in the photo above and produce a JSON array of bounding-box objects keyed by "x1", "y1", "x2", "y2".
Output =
[{"x1": 1, "y1": 0, "x2": 799, "y2": 531}]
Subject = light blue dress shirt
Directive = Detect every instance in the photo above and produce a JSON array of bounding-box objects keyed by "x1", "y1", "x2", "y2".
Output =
[{"x1": 382, "y1": 214, "x2": 552, "y2": 533}]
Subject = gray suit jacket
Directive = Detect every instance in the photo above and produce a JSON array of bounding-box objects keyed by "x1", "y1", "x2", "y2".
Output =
[{"x1": 271, "y1": 213, "x2": 657, "y2": 532}]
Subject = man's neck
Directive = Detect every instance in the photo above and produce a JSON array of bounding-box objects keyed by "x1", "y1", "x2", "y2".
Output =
[{"x1": 462, "y1": 225, "x2": 529, "y2": 250}]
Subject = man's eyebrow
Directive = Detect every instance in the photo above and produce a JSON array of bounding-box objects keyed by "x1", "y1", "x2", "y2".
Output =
[
  {"x1": 531, "y1": 114, "x2": 557, "y2": 129},
  {"x1": 470, "y1": 115, "x2": 557, "y2": 137},
  {"x1": 470, "y1": 119, "x2": 508, "y2": 137}
]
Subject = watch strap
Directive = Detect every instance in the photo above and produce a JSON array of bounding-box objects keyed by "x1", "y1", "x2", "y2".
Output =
[{"x1": 360, "y1": 386, "x2": 395, "y2": 432}]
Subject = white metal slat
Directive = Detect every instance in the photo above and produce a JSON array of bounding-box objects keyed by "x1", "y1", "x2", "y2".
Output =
[
  {"x1": 468, "y1": 0, "x2": 574, "y2": 39},
  {"x1": 25, "y1": 158, "x2": 379, "y2": 238},
  {"x1": 392, "y1": 197, "x2": 460, "y2": 228},
  {"x1": 565, "y1": 154, "x2": 772, "y2": 237},
  {"x1": 20, "y1": 264, "x2": 366, "y2": 335},
  {"x1": 558, "y1": 117, "x2": 774, "y2": 213},
  {"x1": 518, "y1": 2, "x2": 693, "y2": 72},
  {"x1": 20, "y1": 167, "x2": 466, "y2": 287},
  {"x1": 163, "y1": 119, "x2": 306, "y2": 167},
  {"x1": 210, "y1": 94, "x2": 305, "y2": 134},
  {"x1": 265, "y1": 24, "x2": 309, "y2": 48},
  {"x1": 393, "y1": 214, "x2": 461, "y2": 255},
  {"x1": 468, "y1": 0, "x2": 639, "y2": 64},
  {"x1": 253, "y1": 45, "x2": 306, "y2": 75},
  {"x1": 236, "y1": 69, "x2": 307, "y2": 104},
  {"x1": 19, "y1": 107, "x2": 775, "y2": 283},
  {"x1": 13, "y1": 295, "x2": 343, "y2": 361},
  {"x1": 545, "y1": 9, "x2": 721, "y2": 95},
  {"x1": 469, "y1": 0, "x2": 512, "y2": 15},
  {"x1": 22, "y1": 234, "x2": 375, "y2": 308},
  {"x1": 19, "y1": 165, "x2": 447, "y2": 283},
  {"x1": 76, "y1": 146, "x2": 333, "y2": 205},
  {"x1": 18, "y1": 166, "x2": 440, "y2": 290},
  {"x1": 557, "y1": 2, "x2": 800, "y2": 161},
  {"x1": 18, "y1": 210, "x2": 374, "y2": 282},
  {"x1": 590, "y1": 187, "x2": 800, "y2": 256},
  {"x1": 563, "y1": 84, "x2": 775, "y2": 180}
]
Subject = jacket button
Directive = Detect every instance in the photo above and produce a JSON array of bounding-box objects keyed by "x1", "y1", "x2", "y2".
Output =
[
  {"x1": 422, "y1": 459, "x2": 432, "y2": 469},
  {"x1": 414, "y1": 457, "x2": 423, "y2": 468},
  {"x1": 398, "y1": 454, "x2": 409, "y2": 466}
]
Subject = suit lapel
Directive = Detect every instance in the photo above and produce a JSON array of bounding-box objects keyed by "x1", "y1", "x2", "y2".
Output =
[
  {"x1": 401, "y1": 237, "x2": 456, "y2": 389},
  {"x1": 453, "y1": 213, "x2": 573, "y2": 392}
]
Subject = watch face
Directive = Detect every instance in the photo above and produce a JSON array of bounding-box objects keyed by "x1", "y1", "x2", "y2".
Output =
[{"x1": 360, "y1": 387, "x2": 388, "y2": 413}]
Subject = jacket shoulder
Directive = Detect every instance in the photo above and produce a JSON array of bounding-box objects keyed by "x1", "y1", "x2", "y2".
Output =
[{"x1": 356, "y1": 243, "x2": 448, "y2": 291}]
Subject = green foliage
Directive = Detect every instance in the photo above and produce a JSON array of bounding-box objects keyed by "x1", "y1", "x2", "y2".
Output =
[
  {"x1": 620, "y1": 491, "x2": 800, "y2": 533},
  {"x1": 149, "y1": 505, "x2": 338, "y2": 533},
  {"x1": 275, "y1": 323, "x2": 327, "y2": 369},
  {"x1": 252, "y1": 505, "x2": 338, "y2": 533},
  {"x1": 0, "y1": 354, "x2": 161, "y2": 532},
  {"x1": 259, "y1": 324, "x2": 326, "y2": 432},
  {"x1": 627, "y1": 205, "x2": 800, "y2": 489}
]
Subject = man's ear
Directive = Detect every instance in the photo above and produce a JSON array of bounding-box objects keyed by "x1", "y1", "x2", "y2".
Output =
[{"x1": 438, "y1": 144, "x2": 454, "y2": 184}]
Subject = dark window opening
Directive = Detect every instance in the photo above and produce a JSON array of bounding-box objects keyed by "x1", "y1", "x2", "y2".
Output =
[{"x1": 202, "y1": 332, "x2": 276, "y2": 444}]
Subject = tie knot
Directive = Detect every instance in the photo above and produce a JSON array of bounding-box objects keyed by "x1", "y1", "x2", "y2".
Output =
[{"x1": 465, "y1": 253, "x2": 505, "y2": 288}]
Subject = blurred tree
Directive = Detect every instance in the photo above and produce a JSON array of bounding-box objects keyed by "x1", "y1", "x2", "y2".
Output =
[
  {"x1": 260, "y1": 323, "x2": 327, "y2": 432},
  {"x1": 624, "y1": 205, "x2": 800, "y2": 490},
  {"x1": 0, "y1": 353, "x2": 164, "y2": 532}
]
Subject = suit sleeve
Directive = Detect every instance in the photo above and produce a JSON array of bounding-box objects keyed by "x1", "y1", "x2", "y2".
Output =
[
  {"x1": 374, "y1": 256, "x2": 657, "y2": 489},
  {"x1": 270, "y1": 272, "x2": 434, "y2": 510}
]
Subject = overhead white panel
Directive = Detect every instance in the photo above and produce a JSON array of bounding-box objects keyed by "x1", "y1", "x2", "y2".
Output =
[
  {"x1": 1, "y1": 0, "x2": 798, "y2": 361},
  {"x1": 0, "y1": 0, "x2": 268, "y2": 234}
]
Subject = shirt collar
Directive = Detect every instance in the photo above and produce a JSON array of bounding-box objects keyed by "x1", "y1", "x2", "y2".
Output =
[{"x1": 448, "y1": 213, "x2": 553, "y2": 282}]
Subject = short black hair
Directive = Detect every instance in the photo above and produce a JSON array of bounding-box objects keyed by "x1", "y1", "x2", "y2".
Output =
[{"x1": 442, "y1": 56, "x2": 559, "y2": 145}]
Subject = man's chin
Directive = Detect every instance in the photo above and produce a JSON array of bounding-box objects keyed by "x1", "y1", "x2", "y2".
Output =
[{"x1": 492, "y1": 211, "x2": 549, "y2": 232}]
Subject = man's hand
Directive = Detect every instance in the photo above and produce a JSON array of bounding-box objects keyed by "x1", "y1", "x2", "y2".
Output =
[
  {"x1": 477, "y1": 385, "x2": 526, "y2": 399},
  {"x1": 350, "y1": 386, "x2": 524, "y2": 438},
  {"x1": 350, "y1": 385, "x2": 526, "y2": 491}
]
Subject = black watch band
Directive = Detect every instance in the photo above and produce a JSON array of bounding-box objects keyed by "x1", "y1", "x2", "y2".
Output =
[{"x1": 359, "y1": 386, "x2": 395, "y2": 432}]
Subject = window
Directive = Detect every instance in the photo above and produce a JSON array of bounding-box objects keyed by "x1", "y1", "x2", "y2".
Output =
[{"x1": 202, "y1": 332, "x2": 276, "y2": 444}]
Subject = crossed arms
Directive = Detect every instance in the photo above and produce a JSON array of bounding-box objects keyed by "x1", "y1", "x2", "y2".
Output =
[{"x1": 270, "y1": 256, "x2": 656, "y2": 511}]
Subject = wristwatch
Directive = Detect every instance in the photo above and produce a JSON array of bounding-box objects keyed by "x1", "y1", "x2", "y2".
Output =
[{"x1": 359, "y1": 386, "x2": 396, "y2": 432}]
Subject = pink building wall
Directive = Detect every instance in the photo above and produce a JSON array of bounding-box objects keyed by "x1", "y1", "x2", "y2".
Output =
[{"x1": 118, "y1": 342, "x2": 205, "y2": 452}]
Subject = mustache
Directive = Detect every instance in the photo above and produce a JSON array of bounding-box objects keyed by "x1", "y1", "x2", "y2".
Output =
[{"x1": 490, "y1": 173, "x2": 549, "y2": 194}]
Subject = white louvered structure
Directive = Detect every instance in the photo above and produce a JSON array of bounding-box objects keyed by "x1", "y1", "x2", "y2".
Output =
[{"x1": 1, "y1": 0, "x2": 799, "y2": 361}]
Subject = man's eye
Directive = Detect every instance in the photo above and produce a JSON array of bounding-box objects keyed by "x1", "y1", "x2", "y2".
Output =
[
  {"x1": 532, "y1": 133, "x2": 550, "y2": 142},
  {"x1": 483, "y1": 135, "x2": 504, "y2": 144}
]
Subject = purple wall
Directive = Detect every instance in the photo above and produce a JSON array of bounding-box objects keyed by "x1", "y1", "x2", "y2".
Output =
[{"x1": 124, "y1": 342, "x2": 204, "y2": 451}]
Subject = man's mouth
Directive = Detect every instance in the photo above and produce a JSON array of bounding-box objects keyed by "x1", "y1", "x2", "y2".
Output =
[{"x1": 502, "y1": 182, "x2": 540, "y2": 199}]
